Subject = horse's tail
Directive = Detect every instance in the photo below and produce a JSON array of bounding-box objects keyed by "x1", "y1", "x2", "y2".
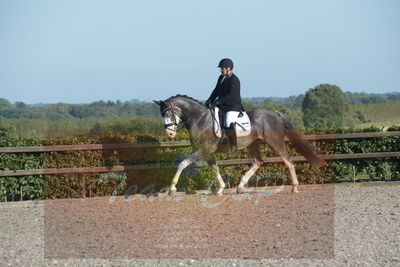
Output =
[{"x1": 283, "y1": 118, "x2": 326, "y2": 168}]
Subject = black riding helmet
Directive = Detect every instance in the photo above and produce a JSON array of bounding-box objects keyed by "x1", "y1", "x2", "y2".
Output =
[{"x1": 218, "y1": 58, "x2": 234, "y2": 69}]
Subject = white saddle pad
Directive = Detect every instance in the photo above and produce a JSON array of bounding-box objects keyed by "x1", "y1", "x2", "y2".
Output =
[
  {"x1": 213, "y1": 108, "x2": 251, "y2": 138},
  {"x1": 213, "y1": 107, "x2": 223, "y2": 138},
  {"x1": 227, "y1": 111, "x2": 251, "y2": 137}
]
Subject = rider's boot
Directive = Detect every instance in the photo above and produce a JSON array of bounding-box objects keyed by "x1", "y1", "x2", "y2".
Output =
[{"x1": 225, "y1": 125, "x2": 238, "y2": 153}]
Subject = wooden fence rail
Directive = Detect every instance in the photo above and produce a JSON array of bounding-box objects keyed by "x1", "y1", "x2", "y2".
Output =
[
  {"x1": 0, "y1": 131, "x2": 399, "y2": 154},
  {"x1": 0, "y1": 131, "x2": 399, "y2": 178},
  {"x1": 1, "y1": 152, "x2": 399, "y2": 178}
]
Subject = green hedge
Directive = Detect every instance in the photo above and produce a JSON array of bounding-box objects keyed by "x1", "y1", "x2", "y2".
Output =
[
  {"x1": 0, "y1": 138, "x2": 44, "y2": 201},
  {"x1": 0, "y1": 126, "x2": 399, "y2": 201},
  {"x1": 333, "y1": 125, "x2": 400, "y2": 181}
]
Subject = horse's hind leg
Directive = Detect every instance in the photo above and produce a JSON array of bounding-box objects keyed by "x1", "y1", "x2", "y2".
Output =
[
  {"x1": 237, "y1": 143, "x2": 263, "y2": 194},
  {"x1": 264, "y1": 131, "x2": 299, "y2": 193},
  {"x1": 278, "y1": 148, "x2": 299, "y2": 193}
]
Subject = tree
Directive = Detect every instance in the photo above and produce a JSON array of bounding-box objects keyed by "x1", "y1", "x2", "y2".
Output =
[
  {"x1": 302, "y1": 84, "x2": 350, "y2": 129},
  {"x1": 263, "y1": 103, "x2": 304, "y2": 129},
  {"x1": 242, "y1": 100, "x2": 257, "y2": 110},
  {"x1": 0, "y1": 118, "x2": 16, "y2": 138},
  {"x1": 0, "y1": 98, "x2": 15, "y2": 117}
]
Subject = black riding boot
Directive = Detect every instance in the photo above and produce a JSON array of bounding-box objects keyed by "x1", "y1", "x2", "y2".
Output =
[{"x1": 225, "y1": 125, "x2": 238, "y2": 153}]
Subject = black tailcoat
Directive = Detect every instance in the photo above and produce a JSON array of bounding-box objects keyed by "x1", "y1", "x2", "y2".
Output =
[{"x1": 208, "y1": 73, "x2": 243, "y2": 112}]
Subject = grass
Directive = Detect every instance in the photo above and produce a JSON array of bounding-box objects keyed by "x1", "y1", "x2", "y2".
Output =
[{"x1": 351, "y1": 102, "x2": 400, "y2": 128}]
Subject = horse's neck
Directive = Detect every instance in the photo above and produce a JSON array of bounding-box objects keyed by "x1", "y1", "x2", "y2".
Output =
[{"x1": 179, "y1": 103, "x2": 209, "y2": 130}]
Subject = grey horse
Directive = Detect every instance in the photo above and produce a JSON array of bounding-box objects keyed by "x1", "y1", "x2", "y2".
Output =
[{"x1": 154, "y1": 95, "x2": 325, "y2": 196}]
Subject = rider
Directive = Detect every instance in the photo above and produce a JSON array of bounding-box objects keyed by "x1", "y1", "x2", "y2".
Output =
[{"x1": 205, "y1": 58, "x2": 244, "y2": 151}]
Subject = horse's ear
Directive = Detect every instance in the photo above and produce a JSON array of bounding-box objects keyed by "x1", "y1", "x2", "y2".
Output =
[{"x1": 153, "y1": 100, "x2": 163, "y2": 105}]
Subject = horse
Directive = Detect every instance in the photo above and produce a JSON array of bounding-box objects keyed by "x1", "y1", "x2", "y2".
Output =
[{"x1": 153, "y1": 95, "x2": 325, "y2": 196}]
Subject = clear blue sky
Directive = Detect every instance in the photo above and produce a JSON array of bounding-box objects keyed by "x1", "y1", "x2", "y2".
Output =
[{"x1": 1, "y1": 0, "x2": 399, "y2": 104}]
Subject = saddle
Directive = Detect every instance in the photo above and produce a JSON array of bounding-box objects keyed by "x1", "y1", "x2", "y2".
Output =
[{"x1": 212, "y1": 107, "x2": 251, "y2": 138}]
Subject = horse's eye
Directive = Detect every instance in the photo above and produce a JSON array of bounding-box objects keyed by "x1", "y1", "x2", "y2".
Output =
[{"x1": 163, "y1": 111, "x2": 171, "y2": 118}]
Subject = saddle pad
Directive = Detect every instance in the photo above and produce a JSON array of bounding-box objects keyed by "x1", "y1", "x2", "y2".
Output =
[
  {"x1": 213, "y1": 109, "x2": 251, "y2": 138},
  {"x1": 213, "y1": 107, "x2": 223, "y2": 138},
  {"x1": 227, "y1": 111, "x2": 251, "y2": 137}
]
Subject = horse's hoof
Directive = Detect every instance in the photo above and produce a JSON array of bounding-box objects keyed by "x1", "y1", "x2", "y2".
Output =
[
  {"x1": 168, "y1": 189, "x2": 177, "y2": 196},
  {"x1": 216, "y1": 192, "x2": 223, "y2": 197},
  {"x1": 237, "y1": 186, "x2": 245, "y2": 194},
  {"x1": 291, "y1": 188, "x2": 299, "y2": 194}
]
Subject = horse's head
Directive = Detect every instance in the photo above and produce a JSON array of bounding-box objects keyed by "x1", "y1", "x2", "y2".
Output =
[{"x1": 153, "y1": 99, "x2": 182, "y2": 138}]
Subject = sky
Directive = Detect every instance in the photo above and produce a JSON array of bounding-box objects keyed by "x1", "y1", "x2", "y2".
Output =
[{"x1": 0, "y1": 0, "x2": 399, "y2": 104}]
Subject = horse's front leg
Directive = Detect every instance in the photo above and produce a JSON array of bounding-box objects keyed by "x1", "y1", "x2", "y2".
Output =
[
  {"x1": 169, "y1": 150, "x2": 202, "y2": 195},
  {"x1": 206, "y1": 156, "x2": 225, "y2": 197}
]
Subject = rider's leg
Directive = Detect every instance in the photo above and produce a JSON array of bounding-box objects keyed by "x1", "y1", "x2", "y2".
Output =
[{"x1": 225, "y1": 111, "x2": 238, "y2": 152}]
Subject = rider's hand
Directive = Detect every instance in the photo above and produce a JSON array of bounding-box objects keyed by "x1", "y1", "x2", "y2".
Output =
[
  {"x1": 214, "y1": 99, "x2": 222, "y2": 106},
  {"x1": 205, "y1": 98, "x2": 212, "y2": 108}
]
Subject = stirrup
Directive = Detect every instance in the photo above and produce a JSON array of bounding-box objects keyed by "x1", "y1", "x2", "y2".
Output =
[
  {"x1": 226, "y1": 136, "x2": 238, "y2": 153},
  {"x1": 228, "y1": 145, "x2": 238, "y2": 153}
]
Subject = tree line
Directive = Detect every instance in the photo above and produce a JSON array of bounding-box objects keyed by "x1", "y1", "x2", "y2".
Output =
[
  {"x1": 1, "y1": 91, "x2": 399, "y2": 120},
  {"x1": 1, "y1": 87, "x2": 399, "y2": 138},
  {"x1": 245, "y1": 91, "x2": 400, "y2": 109},
  {"x1": 0, "y1": 99, "x2": 160, "y2": 119}
]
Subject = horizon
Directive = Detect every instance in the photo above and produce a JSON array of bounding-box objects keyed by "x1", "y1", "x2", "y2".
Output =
[
  {"x1": 2, "y1": 90, "x2": 399, "y2": 105},
  {"x1": 1, "y1": 0, "x2": 399, "y2": 104}
]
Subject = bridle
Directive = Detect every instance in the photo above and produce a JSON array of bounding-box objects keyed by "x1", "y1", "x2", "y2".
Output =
[{"x1": 162, "y1": 104, "x2": 182, "y2": 131}]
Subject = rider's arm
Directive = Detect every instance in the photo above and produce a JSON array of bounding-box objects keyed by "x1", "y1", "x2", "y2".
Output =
[
  {"x1": 206, "y1": 88, "x2": 217, "y2": 108},
  {"x1": 208, "y1": 76, "x2": 223, "y2": 102}
]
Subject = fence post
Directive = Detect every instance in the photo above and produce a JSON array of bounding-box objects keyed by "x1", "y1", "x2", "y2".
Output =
[
  {"x1": 81, "y1": 154, "x2": 86, "y2": 198},
  {"x1": 81, "y1": 175, "x2": 86, "y2": 198}
]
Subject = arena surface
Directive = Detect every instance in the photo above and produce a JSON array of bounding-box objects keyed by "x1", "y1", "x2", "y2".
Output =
[{"x1": 0, "y1": 182, "x2": 399, "y2": 266}]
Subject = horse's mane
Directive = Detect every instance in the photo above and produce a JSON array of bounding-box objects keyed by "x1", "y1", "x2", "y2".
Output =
[{"x1": 167, "y1": 94, "x2": 206, "y2": 107}]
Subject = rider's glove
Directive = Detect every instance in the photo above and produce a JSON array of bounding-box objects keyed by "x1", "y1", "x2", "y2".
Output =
[
  {"x1": 205, "y1": 98, "x2": 212, "y2": 108},
  {"x1": 214, "y1": 98, "x2": 222, "y2": 107}
]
